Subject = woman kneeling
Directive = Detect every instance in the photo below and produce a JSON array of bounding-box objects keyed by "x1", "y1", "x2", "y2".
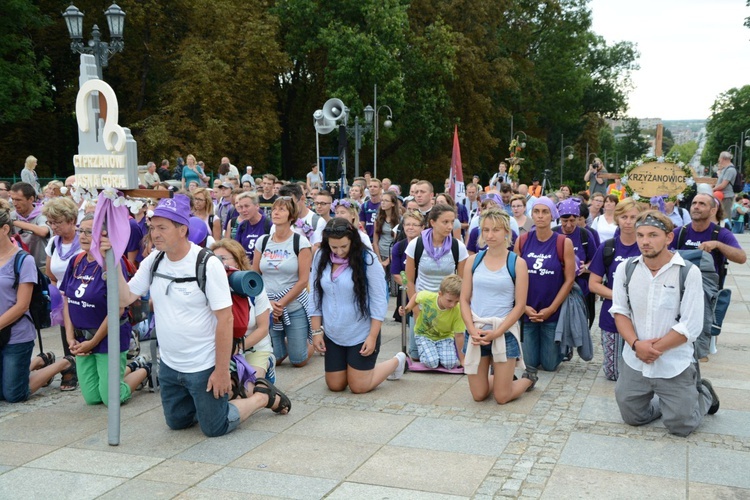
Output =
[
  {"x1": 461, "y1": 208, "x2": 535, "y2": 404},
  {"x1": 310, "y1": 218, "x2": 406, "y2": 393}
]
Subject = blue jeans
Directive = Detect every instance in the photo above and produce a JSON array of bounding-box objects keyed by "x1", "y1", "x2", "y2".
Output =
[
  {"x1": 270, "y1": 307, "x2": 310, "y2": 365},
  {"x1": 522, "y1": 321, "x2": 562, "y2": 372},
  {"x1": 159, "y1": 362, "x2": 240, "y2": 437},
  {"x1": 0, "y1": 340, "x2": 33, "y2": 403},
  {"x1": 732, "y1": 220, "x2": 744, "y2": 234}
]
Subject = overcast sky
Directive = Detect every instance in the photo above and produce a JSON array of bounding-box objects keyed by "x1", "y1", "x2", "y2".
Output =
[{"x1": 589, "y1": 0, "x2": 750, "y2": 121}]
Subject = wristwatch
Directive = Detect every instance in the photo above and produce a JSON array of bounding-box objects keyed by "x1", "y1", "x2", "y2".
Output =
[{"x1": 631, "y1": 339, "x2": 638, "y2": 351}]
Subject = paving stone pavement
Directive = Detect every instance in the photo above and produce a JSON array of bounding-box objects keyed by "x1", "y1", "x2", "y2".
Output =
[{"x1": 1, "y1": 234, "x2": 749, "y2": 499}]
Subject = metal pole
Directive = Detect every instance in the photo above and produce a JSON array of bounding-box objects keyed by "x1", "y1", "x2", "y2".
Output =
[
  {"x1": 373, "y1": 84, "x2": 378, "y2": 179},
  {"x1": 315, "y1": 130, "x2": 321, "y2": 175},
  {"x1": 106, "y1": 246, "x2": 121, "y2": 445},
  {"x1": 354, "y1": 116, "x2": 361, "y2": 178},
  {"x1": 560, "y1": 134, "x2": 564, "y2": 185}
]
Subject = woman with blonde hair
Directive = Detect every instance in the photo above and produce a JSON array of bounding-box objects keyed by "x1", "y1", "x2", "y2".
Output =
[
  {"x1": 588, "y1": 197, "x2": 642, "y2": 381},
  {"x1": 21, "y1": 155, "x2": 41, "y2": 194},
  {"x1": 461, "y1": 208, "x2": 534, "y2": 402},
  {"x1": 42, "y1": 181, "x2": 63, "y2": 202},
  {"x1": 42, "y1": 197, "x2": 82, "y2": 391},
  {"x1": 181, "y1": 154, "x2": 209, "y2": 190},
  {"x1": 191, "y1": 187, "x2": 220, "y2": 235}
]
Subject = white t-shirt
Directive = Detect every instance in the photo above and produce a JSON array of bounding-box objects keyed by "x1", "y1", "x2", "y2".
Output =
[
  {"x1": 128, "y1": 244, "x2": 232, "y2": 373},
  {"x1": 405, "y1": 237, "x2": 469, "y2": 292},
  {"x1": 592, "y1": 214, "x2": 617, "y2": 241},
  {"x1": 246, "y1": 288, "x2": 273, "y2": 352},
  {"x1": 256, "y1": 233, "x2": 312, "y2": 311},
  {"x1": 45, "y1": 237, "x2": 78, "y2": 283}
]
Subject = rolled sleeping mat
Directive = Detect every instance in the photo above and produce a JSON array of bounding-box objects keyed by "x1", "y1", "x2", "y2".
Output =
[{"x1": 228, "y1": 270, "x2": 264, "y2": 297}]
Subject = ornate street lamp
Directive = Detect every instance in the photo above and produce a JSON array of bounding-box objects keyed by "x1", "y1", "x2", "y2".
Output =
[
  {"x1": 62, "y1": 3, "x2": 126, "y2": 78},
  {"x1": 365, "y1": 85, "x2": 393, "y2": 179}
]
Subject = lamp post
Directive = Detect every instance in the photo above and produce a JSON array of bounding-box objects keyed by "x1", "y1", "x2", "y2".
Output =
[
  {"x1": 738, "y1": 128, "x2": 750, "y2": 176},
  {"x1": 560, "y1": 145, "x2": 574, "y2": 185},
  {"x1": 62, "y1": 3, "x2": 126, "y2": 79},
  {"x1": 364, "y1": 84, "x2": 393, "y2": 179}
]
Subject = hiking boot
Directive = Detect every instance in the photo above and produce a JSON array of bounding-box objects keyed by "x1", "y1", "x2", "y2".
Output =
[{"x1": 701, "y1": 378, "x2": 720, "y2": 415}]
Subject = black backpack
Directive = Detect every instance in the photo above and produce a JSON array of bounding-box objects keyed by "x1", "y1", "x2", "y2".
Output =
[
  {"x1": 675, "y1": 224, "x2": 727, "y2": 289},
  {"x1": 413, "y1": 236, "x2": 460, "y2": 279},
  {"x1": 11, "y1": 251, "x2": 51, "y2": 331}
]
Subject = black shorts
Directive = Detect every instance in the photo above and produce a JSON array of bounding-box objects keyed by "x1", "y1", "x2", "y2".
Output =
[{"x1": 323, "y1": 333, "x2": 381, "y2": 372}]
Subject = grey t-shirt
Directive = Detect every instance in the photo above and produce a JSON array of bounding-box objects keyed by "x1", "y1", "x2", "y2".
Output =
[
  {"x1": 471, "y1": 258, "x2": 515, "y2": 324},
  {"x1": 377, "y1": 221, "x2": 394, "y2": 259},
  {"x1": 256, "y1": 233, "x2": 312, "y2": 311},
  {"x1": 405, "y1": 237, "x2": 468, "y2": 292},
  {"x1": 718, "y1": 165, "x2": 737, "y2": 197},
  {"x1": 306, "y1": 171, "x2": 324, "y2": 189}
]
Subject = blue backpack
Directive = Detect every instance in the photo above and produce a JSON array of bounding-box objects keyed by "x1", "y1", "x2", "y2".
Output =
[{"x1": 471, "y1": 250, "x2": 518, "y2": 283}]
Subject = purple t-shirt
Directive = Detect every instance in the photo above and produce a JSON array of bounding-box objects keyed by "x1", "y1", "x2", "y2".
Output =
[
  {"x1": 59, "y1": 256, "x2": 131, "y2": 354},
  {"x1": 234, "y1": 214, "x2": 270, "y2": 263},
  {"x1": 557, "y1": 226, "x2": 598, "y2": 295},
  {"x1": 670, "y1": 223, "x2": 741, "y2": 275},
  {"x1": 520, "y1": 231, "x2": 565, "y2": 322},
  {"x1": 390, "y1": 238, "x2": 409, "y2": 276},
  {"x1": 125, "y1": 218, "x2": 145, "y2": 263},
  {"x1": 0, "y1": 252, "x2": 38, "y2": 344},
  {"x1": 588, "y1": 237, "x2": 640, "y2": 332},
  {"x1": 359, "y1": 200, "x2": 381, "y2": 239}
]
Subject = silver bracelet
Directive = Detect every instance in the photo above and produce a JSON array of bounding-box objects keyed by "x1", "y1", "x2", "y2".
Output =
[{"x1": 311, "y1": 329, "x2": 324, "y2": 337}]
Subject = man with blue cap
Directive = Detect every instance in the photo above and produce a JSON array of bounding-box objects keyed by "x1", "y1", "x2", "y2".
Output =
[{"x1": 101, "y1": 194, "x2": 291, "y2": 437}]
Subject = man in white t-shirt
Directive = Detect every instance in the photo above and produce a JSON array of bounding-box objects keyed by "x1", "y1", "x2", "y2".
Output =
[
  {"x1": 104, "y1": 194, "x2": 290, "y2": 437},
  {"x1": 221, "y1": 156, "x2": 240, "y2": 180}
]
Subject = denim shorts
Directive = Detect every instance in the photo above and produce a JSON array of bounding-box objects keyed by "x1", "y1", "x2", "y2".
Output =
[
  {"x1": 323, "y1": 334, "x2": 381, "y2": 372},
  {"x1": 462, "y1": 331, "x2": 520, "y2": 358}
]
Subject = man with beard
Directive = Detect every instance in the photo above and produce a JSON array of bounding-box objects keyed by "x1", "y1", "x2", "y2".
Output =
[{"x1": 611, "y1": 210, "x2": 719, "y2": 437}]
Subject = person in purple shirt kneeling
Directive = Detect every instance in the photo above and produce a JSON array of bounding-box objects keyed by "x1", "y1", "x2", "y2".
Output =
[
  {"x1": 60, "y1": 214, "x2": 151, "y2": 405},
  {"x1": 588, "y1": 198, "x2": 642, "y2": 381},
  {"x1": 514, "y1": 197, "x2": 576, "y2": 374}
]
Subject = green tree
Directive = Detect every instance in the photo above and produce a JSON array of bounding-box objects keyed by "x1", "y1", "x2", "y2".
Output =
[
  {"x1": 668, "y1": 140, "x2": 698, "y2": 164},
  {"x1": 701, "y1": 85, "x2": 750, "y2": 170},
  {"x1": 0, "y1": 0, "x2": 51, "y2": 125},
  {"x1": 616, "y1": 117, "x2": 649, "y2": 163}
]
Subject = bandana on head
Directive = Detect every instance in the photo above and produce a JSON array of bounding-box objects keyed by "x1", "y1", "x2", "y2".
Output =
[
  {"x1": 635, "y1": 213, "x2": 668, "y2": 233},
  {"x1": 557, "y1": 198, "x2": 581, "y2": 217},
  {"x1": 531, "y1": 197, "x2": 560, "y2": 219}
]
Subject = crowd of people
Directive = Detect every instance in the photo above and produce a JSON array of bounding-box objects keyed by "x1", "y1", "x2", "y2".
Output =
[{"x1": 0, "y1": 150, "x2": 747, "y2": 438}]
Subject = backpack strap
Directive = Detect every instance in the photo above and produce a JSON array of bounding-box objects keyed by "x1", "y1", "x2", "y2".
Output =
[
  {"x1": 195, "y1": 247, "x2": 214, "y2": 295},
  {"x1": 263, "y1": 214, "x2": 272, "y2": 234},
  {"x1": 11, "y1": 251, "x2": 29, "y2": 289},
  {"x1": 710, "y1": 225, "x2": 728, "y2": 288},
  {"x1": 622, "y1": 257, "x2": 640, "y2": 312},
  {"x1": 676, "y1": 261, "x2": 692, "y2": 321},
  {"x1": 149, "y1": 251, "x2": 167, "y2": 287},
  {"x1": 518, "y1": 232, "x2": 529, "y2": 255},
  {"x1": 293, "y1": 233, "x2": 300, "y2": 256},
  {"x1": 508, "y1": 251, "x2": 517, "y2": 284},
  {"x1": 414, "y1": 235, "x2": 424, "y2": 279},
  {"x1": 451, "y1": 238, "x2": 459, "y2": 270},
  {"x1": 471, "y1": 250, "x2": 517, "y2": 285},
  {"x1": 602, "y1": 237, "x2": 616, "y2": 272},
  {"x1": 471, "y1": 250, "x2": 486, "y2": 274},
  {"x1": 580, "y1": 226, "x2": 589, "y2": 249},
  {"x1": 555, "y1": 233, "x2": 565, "y2": 265},
  {"x1": 676, "y1": 225, "x2": 688, "y2": 249}
]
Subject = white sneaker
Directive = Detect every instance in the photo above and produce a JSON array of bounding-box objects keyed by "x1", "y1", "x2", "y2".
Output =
[{"x1": 388, "y1": 352, "x2": 407, "y2": 380}]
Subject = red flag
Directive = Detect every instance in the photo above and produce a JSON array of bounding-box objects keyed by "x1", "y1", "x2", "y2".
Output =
[{"x1": 449, "y1": 125, "x2": 465, "y2": 201}]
